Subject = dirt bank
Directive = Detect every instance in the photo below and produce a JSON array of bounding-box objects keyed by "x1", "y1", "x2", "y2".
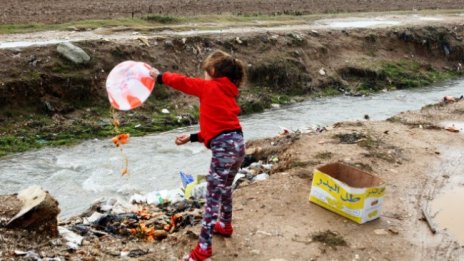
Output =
[
  {"x1": 0, "y1": 24, "x2": 463, "y2": 156},
  {"x1": 1, "y1": 95, "x2": 463, "y2": 261},
  {"x1": 1, "y1": 0, "x2": 463, "y2": 24}
]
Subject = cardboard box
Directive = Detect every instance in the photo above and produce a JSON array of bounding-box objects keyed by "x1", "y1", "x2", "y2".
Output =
[{"x1": 309, "y1": 162, "x2": 385, "y2": 224}]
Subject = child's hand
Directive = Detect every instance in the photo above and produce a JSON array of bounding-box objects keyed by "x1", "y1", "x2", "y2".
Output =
[
  {"x1": 149, "y1": 68, "x2": 160, "y2": 79},
  {"x1": 175, "y1": 134, "x2": 190, "y2": 145}
]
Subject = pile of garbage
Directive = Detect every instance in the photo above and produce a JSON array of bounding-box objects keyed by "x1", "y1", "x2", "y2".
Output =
[{"x1": 59, "y1": 161, "x2": 274, "y2": 247}]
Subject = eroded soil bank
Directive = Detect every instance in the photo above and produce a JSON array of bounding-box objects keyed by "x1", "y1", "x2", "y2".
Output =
[{"x1": 0, "y1": 24, "x2": 463, "y2": 156}]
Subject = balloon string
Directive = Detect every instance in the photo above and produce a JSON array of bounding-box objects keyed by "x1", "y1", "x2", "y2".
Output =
[{"x1": 111, "y1": 106, "x2": 129, "y2": 176}]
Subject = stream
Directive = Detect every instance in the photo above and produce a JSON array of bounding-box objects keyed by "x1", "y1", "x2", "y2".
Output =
[{"x1": 0, "y1": 79, "x2": 462, "y2": 218}]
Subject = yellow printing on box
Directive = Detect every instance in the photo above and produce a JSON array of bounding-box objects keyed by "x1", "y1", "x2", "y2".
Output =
[{"x1": 309, "y1": 162, "x2": 385, "y2": 224}]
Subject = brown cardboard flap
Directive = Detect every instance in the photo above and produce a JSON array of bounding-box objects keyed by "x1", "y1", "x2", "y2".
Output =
[{"x1": 317, "y1": 162, "x2": 383, "y2": 188}]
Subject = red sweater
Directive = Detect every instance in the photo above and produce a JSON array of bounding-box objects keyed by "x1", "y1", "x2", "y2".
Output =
[{"x1": 162, "y1": 72, "x2": 242, "y2": 147}]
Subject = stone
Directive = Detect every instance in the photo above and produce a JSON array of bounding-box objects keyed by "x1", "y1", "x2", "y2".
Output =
[
  {"x1": 3, "y1": 186, "x2": 60, "y2": 237},
  {"x1": 373, "y1": 229, "x2": 388, "y2": 235},
  {"x1": 319, "y1": 68, "x2": 326, "y2": 76},
  {"x1": 57, "y1": 42, "x2": 90, "y2": 65}
]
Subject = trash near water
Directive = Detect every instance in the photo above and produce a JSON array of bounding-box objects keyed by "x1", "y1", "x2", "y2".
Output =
[
  {"x1": 440, "y1": 121, "x2": 464, "y2": 134},
  {"x1": 59, "y1": 226, "x2": 84, "y2": 250},
  {"x1": 309, "y1": 162, "x2": 385, "y2": 224},
  {"x1": 431, "y1": 187, "x2": 464, "y2": 245}
]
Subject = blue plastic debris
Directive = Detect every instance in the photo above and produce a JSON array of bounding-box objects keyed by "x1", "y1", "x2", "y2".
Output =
[{"x1": 180, "y1": 171, "x2": 194, "y2": 188}]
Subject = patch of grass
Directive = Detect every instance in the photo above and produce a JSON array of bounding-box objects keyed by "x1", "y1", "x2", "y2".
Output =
[
  {"x1": 335, "y1": 132, "x2": 366, "y2": 144},
  {"x1": 143, "y1": 15, "x2": 179, "y2": 24},
  {"x1": 311, "y1": 230, "x2": 347, "y2": 249},
  {"x1": 364, "y1": 151, "x2": 396, "y2": 163},
  {"x1": 0, "y1": 14, "x2": 312, "y2": 35},
  {"x1": 270, "y1": 94, "x2": 291, "y2": 105},
  {"x1": 352, "y1": 162, "x2": 374, "y2": 172},
  {"x1": 382, "y1": 61, "x2": 459, "y2": 89},
  {"x1": 289, "y1": 160, "x2": 319, "y2": 168},
  {"x1": 357, "y1": 134, "x2": 381, "y2": 149},
  {"x1": 319, "y1": 86, "x2": 342, "y2": 97},
  {"x1": 314, "y1": 151, "x2": 333, "y2": 160},
  {"x1": 0, "y1": 18, "x2": 156, "y2": 34}
]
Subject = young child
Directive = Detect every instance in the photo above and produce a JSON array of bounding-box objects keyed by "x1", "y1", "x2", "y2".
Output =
[{"x1": 150, "y1": 50, "x2": 246, "y2": 261}]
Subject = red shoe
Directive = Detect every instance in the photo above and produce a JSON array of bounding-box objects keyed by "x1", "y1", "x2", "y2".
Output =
[
  {"x1": 213, "y1": 222, "x2": 233, "y2": 237},
  {"x1": 182, "y1": 243, "x2": 212, "y2": 261}
]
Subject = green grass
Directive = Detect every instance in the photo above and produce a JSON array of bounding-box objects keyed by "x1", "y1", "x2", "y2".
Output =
[
  {"x1": 0, "y1": 101, "x2": 201, "y2": 157},
  {"x1": 2, "y1": 9, "x2": 464, "y2": 35},
  {"x1": 0, "y1": 14, "x2": 309, "y2": 34},
  {"x1": 381, "y1": 61, "x2": 460, "y2": 89}
]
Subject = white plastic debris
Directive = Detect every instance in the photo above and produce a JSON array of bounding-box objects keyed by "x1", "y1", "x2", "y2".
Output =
[
  {"x1": 83, "y1": 212, "x2": 104, "y2": 225},
  {"x1": 59, "y1": 227, "x2": 83, "y2": 250},
  {"x1": 190, "y1": 182, "x2": 207, "y2": 200},
  {"x1": 262, "y1": 164, "x2": 273, "y2": 170},
  {"x1": 131, "y1": 189, "x2": 184, "y2": 205},
  {"x1": 161, "y1": 108, "x2": 170, "y2": 114},
  {"x1": 253, "y1": 173, "x2": 269, "y2": 182}
]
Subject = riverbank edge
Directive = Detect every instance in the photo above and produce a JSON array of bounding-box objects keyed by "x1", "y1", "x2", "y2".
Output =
[{"x1": 0, "y1": 23, "x2": 463, "y2": 157}]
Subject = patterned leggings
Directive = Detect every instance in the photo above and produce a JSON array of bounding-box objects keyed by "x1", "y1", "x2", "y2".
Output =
[{"x1": 199, "y1": 132, "x2": 245, "y2": 249}]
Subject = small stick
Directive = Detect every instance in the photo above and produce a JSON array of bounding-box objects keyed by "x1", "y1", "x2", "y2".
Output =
[{"x1": 422, "y1": 208, "x2": 437, "y2": 234}]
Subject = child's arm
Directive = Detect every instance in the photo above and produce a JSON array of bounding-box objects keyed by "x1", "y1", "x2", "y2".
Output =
[
  {"x1": 151, "y1": 69, "x2": 206, "y2": 98},
  {"x1": 175, "y1": 133, "x2": 204, "y2": 145}
]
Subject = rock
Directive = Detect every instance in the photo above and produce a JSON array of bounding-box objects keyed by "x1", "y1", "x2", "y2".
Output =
[
  {"x1": 137, "y1": 37, "x2": 150, "y2": 47},
  {"x1": 56, "y1": 42, "x2": 90, "y2": 65},
  {"x1": 289, "y1": 33, "x2": 303, "y2": 42},
  {"x1": 3, "y1": 186, "x2": 60, "y2": 237},
  {"x1": 41, "y1": 95, "x2": 74, "y2": 114},
  {"x1": 319, "y1": 68, "x2": 326, "y2": 76},
  {"x1": 310, "y1": 30, "x2": 319, "y2": 36},
  {"x1": 373, "y1": 229, "x2": 388, "y2": 235},
  {"x1": 388, "y1": 227, "x2": 400, "y2": 234},
  {"x1": 164, "y1": 40, "x2": 175, "y2": 49}
]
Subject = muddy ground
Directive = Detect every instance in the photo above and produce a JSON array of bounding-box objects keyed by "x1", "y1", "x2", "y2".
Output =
[
  {"x1": 1, "y1": 94, "x2": 463, "y2": 261},
  {"x1": 1, "y1": 0, "x2": 464, "y2": 24},
  {"x1": 0, "y1": 23, "x2": 463, "y2": 156}
]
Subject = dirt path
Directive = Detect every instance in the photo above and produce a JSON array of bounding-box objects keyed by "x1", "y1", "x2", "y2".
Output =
[
  {"x1": 1, "y1": 12, "x2": 464, "y2": 49},
  {"x1": 206, "y1": 100, "x2": 464, "y2": 260}
]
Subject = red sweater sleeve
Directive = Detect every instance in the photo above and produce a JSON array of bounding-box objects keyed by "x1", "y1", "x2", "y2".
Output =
[{"x1": 162, "y1": 72, "x2": 207, "y2": 97}]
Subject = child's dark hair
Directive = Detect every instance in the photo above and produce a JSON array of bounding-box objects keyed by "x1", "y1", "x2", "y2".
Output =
[{"x1": 202, "y1": 50, "x2": 246, "y2": 87}]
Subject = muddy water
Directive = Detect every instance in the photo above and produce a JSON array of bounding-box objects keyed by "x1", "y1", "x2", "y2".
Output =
[
  {"x1": 0, "y1": 79, "x2": 463, "y2": 218},
  {"x1": 431, "y1": 187, "x2": 464, "y2": 245},
  {"x1": 430, "y1": 124, "x2": 464, "y2": 245}
]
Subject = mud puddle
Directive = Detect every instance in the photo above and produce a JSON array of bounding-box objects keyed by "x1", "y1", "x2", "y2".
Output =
[
  {"x1": 321, "y1": 19, "x2": 400, "y2": 28},
  {"x1": 430, "y1": 147, "x2": 464, "y2": 245},
  {"x1": 431, "y1": 186, "x2": 464, "y2": 245}
]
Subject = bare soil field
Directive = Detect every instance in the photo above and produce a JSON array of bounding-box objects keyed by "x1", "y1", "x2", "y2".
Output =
[{"x1": 1, "y1": 0, "x2": 463, "y2": 24}]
